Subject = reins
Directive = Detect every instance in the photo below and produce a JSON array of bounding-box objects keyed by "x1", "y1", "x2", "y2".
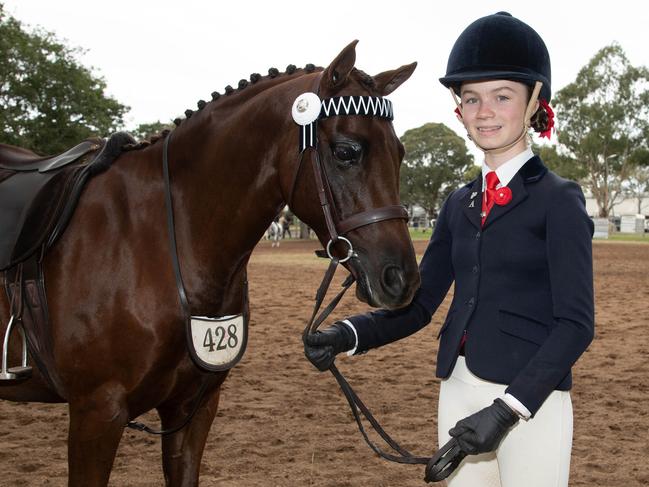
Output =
[
  {"x1": 302, "y1": 248, "x2": 462, "y2": 482},
  {"x1": 302, "y1": 256, "x2": 430, "y2": 465}
]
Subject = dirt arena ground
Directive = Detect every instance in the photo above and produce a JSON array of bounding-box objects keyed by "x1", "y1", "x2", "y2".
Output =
[{"x1": 0, "y1": 238, "x2": 647, "y2": 486}]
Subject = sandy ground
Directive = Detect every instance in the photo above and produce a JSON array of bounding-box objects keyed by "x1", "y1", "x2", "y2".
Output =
[{"x1": 0, "y1": 238, "x2": 648, "y2": 486}]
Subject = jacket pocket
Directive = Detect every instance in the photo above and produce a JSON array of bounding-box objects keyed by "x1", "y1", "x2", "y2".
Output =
[
  {"x1": 437, "y1": 309, "x2": 456, "y2": 339},
  {"x1": 498, "y1": 309, "x2": 549, "y2": 346}
]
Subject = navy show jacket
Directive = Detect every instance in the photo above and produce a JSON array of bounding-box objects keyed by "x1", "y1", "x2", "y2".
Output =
[{"x1": 347, "y1": 156, "x2": 594, "y2": 415}]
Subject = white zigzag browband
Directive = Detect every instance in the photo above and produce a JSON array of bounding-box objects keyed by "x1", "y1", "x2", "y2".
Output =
[
  {"x1": 292, "y1": 93, "x2": 394, "y2": 152},
  {"x1": 320, "y1": 96, "x2": 393, "y2": 120}
]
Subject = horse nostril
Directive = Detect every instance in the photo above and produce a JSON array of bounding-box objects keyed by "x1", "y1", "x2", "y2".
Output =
[{"x1": 381, "y1": 264, "x2": 406, "y2": 299}]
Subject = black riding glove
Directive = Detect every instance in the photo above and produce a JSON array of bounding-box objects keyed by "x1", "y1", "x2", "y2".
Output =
[
  {"x1": 303, "y1": 322, "x2": 356, "y2": 371},
  {"x1": 449, "y1": 398, "x2": 519, "y2": 455}
]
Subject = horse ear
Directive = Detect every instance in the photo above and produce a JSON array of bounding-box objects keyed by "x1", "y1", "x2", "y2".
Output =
[
  {"x1": 373, "y1": 62, "x2": 417, "y2": 96},
  {"x1": 322, "y1": 40, "x2": 358, "y2": 90}
]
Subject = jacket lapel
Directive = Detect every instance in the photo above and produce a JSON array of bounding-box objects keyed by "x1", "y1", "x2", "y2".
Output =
[
  {"x1": 461, "y1": 178, "x2": 482, "y2": 229},
  {"x1": 482, "y1": 155, "x2": 547, "y2": 229}
]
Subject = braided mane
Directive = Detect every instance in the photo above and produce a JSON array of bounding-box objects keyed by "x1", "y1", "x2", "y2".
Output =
[{"x1": 123, "y1": 63, "x2": 320, "y2": 151}]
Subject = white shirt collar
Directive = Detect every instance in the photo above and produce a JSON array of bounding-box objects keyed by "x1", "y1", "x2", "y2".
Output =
[{"x1": 481, "y1": 148, "x2": 534, "y2": 189}]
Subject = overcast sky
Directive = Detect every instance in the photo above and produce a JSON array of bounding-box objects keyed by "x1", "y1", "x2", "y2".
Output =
[{"x1": 4, "y1": 0, "x2": 649, "y2": 161}]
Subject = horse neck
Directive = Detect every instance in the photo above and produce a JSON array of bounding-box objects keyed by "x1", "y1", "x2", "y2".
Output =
[{"x1": 159, "y1": 72, "x2": 318, "y2": 313}]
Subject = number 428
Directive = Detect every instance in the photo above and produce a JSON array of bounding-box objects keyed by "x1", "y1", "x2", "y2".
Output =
[{"x1": 203, "y1": 324, "x2": 239, "y2": 352}]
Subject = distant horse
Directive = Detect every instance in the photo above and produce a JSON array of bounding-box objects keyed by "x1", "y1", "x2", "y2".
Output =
[
  {"x1": 266, "y1": 221, "x2": 282, "y2": 247},
  {"x1": 0, "y1": 41, "x2": 419, "y2": 486}
]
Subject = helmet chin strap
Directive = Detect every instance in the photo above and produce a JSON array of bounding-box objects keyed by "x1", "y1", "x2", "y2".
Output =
[{"x1": 451, "y1": 81, "x2": 543, "y2": 156}]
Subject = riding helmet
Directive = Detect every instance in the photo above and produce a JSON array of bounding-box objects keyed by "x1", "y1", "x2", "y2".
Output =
[{"x1": 439, "y1": 12, "x2": 552, "y2": 101}]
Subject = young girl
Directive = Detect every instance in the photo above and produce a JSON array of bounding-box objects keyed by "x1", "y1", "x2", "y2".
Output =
[{"x1": 304, "y1": 12, "x2": 594, "y2": 487}]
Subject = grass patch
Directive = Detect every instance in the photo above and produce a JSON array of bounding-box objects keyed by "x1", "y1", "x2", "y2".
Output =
[
  {"x1": 596, "y1": 233, "x2": 649, "y2": 243},
  {"x1": 409, "y1": 228, "x2": 433, "y2": 240}
]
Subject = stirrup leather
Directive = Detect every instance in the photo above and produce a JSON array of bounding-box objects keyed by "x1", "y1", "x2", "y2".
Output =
[{"x1": 0, "y1": 315, "x2": 32, "y2": 380}]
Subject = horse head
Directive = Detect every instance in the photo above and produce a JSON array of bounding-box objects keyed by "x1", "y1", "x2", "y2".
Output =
[{"x1": 282, "y1": 41, "x2": 420, "y2": 309}]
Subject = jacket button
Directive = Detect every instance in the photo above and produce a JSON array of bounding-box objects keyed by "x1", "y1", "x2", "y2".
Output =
[
  {"x1": 472, "y1": 265, "x2": 479, "y2": 274},
  {"x1": 467, "y1": 297, "x2": 475, "y2": 306},
  {"x1": 475, "y1": 231, "x2": 481, "y2": 239}
]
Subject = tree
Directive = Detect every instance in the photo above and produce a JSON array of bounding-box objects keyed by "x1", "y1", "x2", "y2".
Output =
[
  {"x1": 532, "y1": 142, "x2": 588, "y2": 182},
  {"x1": 624, "y1": 149, "x2": 649, "y2": 214},
  {"x1": 399, "y1": 122, "x2": 474, "y2": 216},
  {"x1": 131, "y1": 121, "x2": 174, "y2": 141},
  {"x1": 0, "y1": 4, "x2": 128, "y2": 155},
  {"x1": 553, "y1": 43, "x2": 649, "y2": 217}
]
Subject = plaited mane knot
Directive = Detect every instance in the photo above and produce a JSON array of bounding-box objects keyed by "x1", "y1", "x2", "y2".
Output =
[
  {"x1": 268, "y1": 67, "x2": 279, "y2": 78},
  {"x1": 238, "y1": 79, "x2": 248, "y2": 89},
  {"x1": 224, "y1": 85, "x2": 234, "y2": 95},
  {"x1": 250, "y1": 73, "x2": 261, "y2": 83},
  {"x1": 197, "y1": 100, "x2": 207, "y2": 110},
  {"x1": 173, "y1": 118, "x2": 182, "y2": 126},
  {"x1": 211, "y1": 91, "x2": 220, "y2": 100},
  {"x1": 305, "y1": 63, "x2": 315, "y2": 73},
  {"x1": 184, "y1": 109, "x2": 193, "y2": 118},
  {"x1": 286, "y1": 64, "x2": 296, "y2": 74}
]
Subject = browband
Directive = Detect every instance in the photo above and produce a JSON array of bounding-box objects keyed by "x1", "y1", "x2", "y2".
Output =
[{"x1": 294, "y1": 94, "x2": 394, "y2": 152}]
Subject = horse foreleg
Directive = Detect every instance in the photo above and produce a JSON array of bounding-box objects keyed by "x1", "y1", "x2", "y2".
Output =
[
  {"x1": 67, "y1": 389, "x2": 127, "y2": 487},
  {"x1": 157, "y1": 386, "x2": 223, "y2": 487}
]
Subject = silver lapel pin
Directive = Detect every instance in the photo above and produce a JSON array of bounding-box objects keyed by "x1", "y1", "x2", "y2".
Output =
[
  {"x1": 469, "y1": 200, "x2": 475, "y2": 208},
  {"x1": 470, "y1": 191, "x2": 478, "y2": 199}
]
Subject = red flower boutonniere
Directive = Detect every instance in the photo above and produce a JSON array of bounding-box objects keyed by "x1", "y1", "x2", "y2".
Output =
[
  {"x1": 539, "y1": 99, "x2": 555, "y2": 140},
  {"x1": 494, "y1": 187, "x2": 512, "y2": 206}
]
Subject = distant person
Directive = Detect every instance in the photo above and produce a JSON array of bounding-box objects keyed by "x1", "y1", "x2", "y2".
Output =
[
  {"x1": 304, "y1": 12, "x2": 594, "y2": 487},
  {"x1": 280, "y1": 214, "x2": 292, "y2": 239}
]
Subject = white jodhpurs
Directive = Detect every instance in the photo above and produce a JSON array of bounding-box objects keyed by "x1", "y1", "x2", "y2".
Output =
[{"x1": 438, "y1": 357, "x2": 573, "y2": 487}]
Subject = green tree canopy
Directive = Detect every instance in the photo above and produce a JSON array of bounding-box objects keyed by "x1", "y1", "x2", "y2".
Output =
[
  {"x1": 532, "y1": 142, "x2": 588, "y2": 182},
  {"x1": 399, "y1": 122, "x2": 475, "y2": 216},
  {"x1": 0, "y1": 4, "x2": 128, "y2": 155},
  {"x1": 553, "y1": 43, "x2": 649, "y2": 217},
  {"x1": 131, "y1": 121, "x2": 174, "y2": 141}
]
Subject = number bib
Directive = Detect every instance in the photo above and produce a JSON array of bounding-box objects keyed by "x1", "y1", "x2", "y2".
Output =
[{"x1": 188, "y1": 314, "x2": 247, "y2": 371}]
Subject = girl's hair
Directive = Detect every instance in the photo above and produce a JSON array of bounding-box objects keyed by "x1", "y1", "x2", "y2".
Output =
[
  {"x1": 530, "y1": 105, "x2": 550, "y2": 134},
  {"x1": 527, "y1": 85, "x2": 552, "y2": 134}
]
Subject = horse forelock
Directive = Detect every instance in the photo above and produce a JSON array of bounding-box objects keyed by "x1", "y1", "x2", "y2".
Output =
[{"x1": 351, "y1": 68, "x2": 376, "y2": 91}]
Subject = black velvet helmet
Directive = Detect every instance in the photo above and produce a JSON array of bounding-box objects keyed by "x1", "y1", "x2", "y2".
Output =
[{"x1": 439, "y1": 12, "x2": 552, "y2": 101}]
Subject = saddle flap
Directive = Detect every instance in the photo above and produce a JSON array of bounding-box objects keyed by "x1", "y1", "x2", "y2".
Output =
[
  {"x1": 0, "y1": 140, "x2": 100, "y2": 173},
  {"x1": 0, "y1": 170, "x2": 63, "y2": 270}
]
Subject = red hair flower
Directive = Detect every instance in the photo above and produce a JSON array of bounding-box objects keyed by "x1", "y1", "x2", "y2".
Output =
[
  {"x1": 538, "y1": 99, "x2": 555, "y2": 140},
  {"x1": 494, "y1": 187, "x2": 512, "y2": 206}
]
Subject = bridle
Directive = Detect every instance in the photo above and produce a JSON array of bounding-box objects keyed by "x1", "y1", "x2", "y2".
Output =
[
  {"x1": 287, "y1": 74, "x2": 409, "y2": 262},
  {"x1": 292, "y1": 74, "x2": 461, "y2": 482}
]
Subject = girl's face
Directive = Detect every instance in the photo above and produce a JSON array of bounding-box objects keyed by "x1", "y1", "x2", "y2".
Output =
[{"x1": 459, "y1": 80, "x2": 530, "y2": 154}]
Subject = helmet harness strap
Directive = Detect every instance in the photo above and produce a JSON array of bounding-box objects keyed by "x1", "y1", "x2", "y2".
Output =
[{"x1": 451, "y1": 80, "x2": 543, "y2": 155}]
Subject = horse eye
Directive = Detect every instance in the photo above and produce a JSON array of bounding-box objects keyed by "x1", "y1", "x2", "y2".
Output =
[{"x1": 333, "y1": 143, "x2": 359, "y2": 163}]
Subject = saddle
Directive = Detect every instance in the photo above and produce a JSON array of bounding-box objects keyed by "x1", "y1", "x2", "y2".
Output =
[{"x1": 0, "y1": 132, "x2": 135, "y2": 395}]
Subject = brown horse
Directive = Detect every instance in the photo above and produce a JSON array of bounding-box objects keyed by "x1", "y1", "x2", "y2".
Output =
[{"x1": 0, "y1": 41, "x2": 419, "y2": 486}]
